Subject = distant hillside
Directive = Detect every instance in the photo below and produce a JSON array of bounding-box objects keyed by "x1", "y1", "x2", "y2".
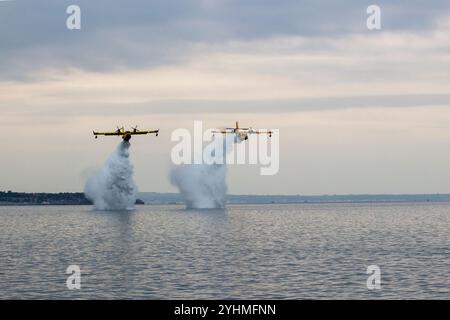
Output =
[
  {"x1": 0, "y1": 191, "x2": 143, "y2": 206},
  {"x1": 0, "y1": 191, "x2": 91, "y2": 205}
]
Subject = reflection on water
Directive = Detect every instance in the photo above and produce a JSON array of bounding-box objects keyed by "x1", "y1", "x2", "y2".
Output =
[{"x1": 0, "y1": 203, "x2": 449, "y2": 299}]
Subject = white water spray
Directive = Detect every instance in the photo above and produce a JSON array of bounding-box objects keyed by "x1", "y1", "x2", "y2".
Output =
[
  {"x1": 84, "y1": 141, "x2": 137, "y2": 210},
  {"x1": 170, "y1": 164, "x2": 227, "y2": 209},
  {"x1": 170, "y1": 135, "x2": 243, "y2": 209}
]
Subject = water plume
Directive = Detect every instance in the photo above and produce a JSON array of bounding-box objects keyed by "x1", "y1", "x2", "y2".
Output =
[
  {"x1": 170, "y1": 135, "x2": 243, "y2": 209},
  {"x1": 84, "y1": 141, "x2": 137, "y2": 211}
]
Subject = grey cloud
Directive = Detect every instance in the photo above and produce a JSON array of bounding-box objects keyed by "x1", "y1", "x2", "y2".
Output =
[
  {"x1": 1, "y1": 0, "x2": 450, "y2": 79},
  {"x1": 7, "y1": 94, "x2": 450, "y2": 120}
]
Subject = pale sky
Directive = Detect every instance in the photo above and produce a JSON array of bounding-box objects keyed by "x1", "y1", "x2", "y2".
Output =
[{"x1": 1, "y1": 1, "x2": 450, "y2": 194}]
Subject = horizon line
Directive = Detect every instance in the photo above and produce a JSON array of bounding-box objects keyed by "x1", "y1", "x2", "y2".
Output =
[{"x1": 2, "y1": 190, "x2": 450, "y2": 197}]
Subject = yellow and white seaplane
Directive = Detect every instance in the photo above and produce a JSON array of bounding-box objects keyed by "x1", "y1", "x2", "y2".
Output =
[
  {"x1": 93, "y1": 126, "x2": 159, "y2": 141},
  {"x1": 212, "y1": 121, "x2": 273, "y2": 140}
]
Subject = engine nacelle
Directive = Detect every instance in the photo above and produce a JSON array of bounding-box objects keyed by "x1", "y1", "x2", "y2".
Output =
[
  {"x1": 123, "y1": 133, "x2": 132, "y2": 142},
  {"x1": 237, "y1": 132, "x2": 248, "y2": 141}
]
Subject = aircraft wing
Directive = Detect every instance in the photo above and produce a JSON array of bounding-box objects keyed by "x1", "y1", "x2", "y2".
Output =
[
  {"x1": 251, "y1": 130, "x2": 271, "y2": 134},
  {"x1": 250, "y1": 130, "x2": 273, "y2": 136},
  {"x1": 93, "y1": 131, "x2": 122, "y2": 136},
  {"x1": 212, "y1": 129, "x2": 233, "y2": 134},
  {"x1": 130, "y1": 129, "x2": 159, "y2": 135}
]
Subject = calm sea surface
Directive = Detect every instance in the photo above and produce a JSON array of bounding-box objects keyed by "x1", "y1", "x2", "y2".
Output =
[{"x1": 0, "y1": 203, "x2": 448, "y2": 299}]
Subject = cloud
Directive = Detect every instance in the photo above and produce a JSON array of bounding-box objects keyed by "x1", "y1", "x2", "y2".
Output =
[
  {"x1": 1, "y1": 22, "x2": 450, "y2": 119},
  {"x1": 1, "y1": 0, "x2": 450, "y2": 79}
]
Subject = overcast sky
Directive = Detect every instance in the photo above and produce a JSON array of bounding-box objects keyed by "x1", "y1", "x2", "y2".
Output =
[{"x1": 1, "y1": 0, "x2": 450, "y2": 194}]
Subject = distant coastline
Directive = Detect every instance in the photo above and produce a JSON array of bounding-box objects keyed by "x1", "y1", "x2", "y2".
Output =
[
  {"x1": 0, "y1": 191, "x2": 91, "y2": 206},
  {"x1": 0, "y1": 191, "x2": 144, "y2": 206},
  {"x1": 140, "y1": 192, "x2": 450, "y2": 205},
  {"x1": 1, "y1": 191, "x2": 450, "y2": 206}
]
